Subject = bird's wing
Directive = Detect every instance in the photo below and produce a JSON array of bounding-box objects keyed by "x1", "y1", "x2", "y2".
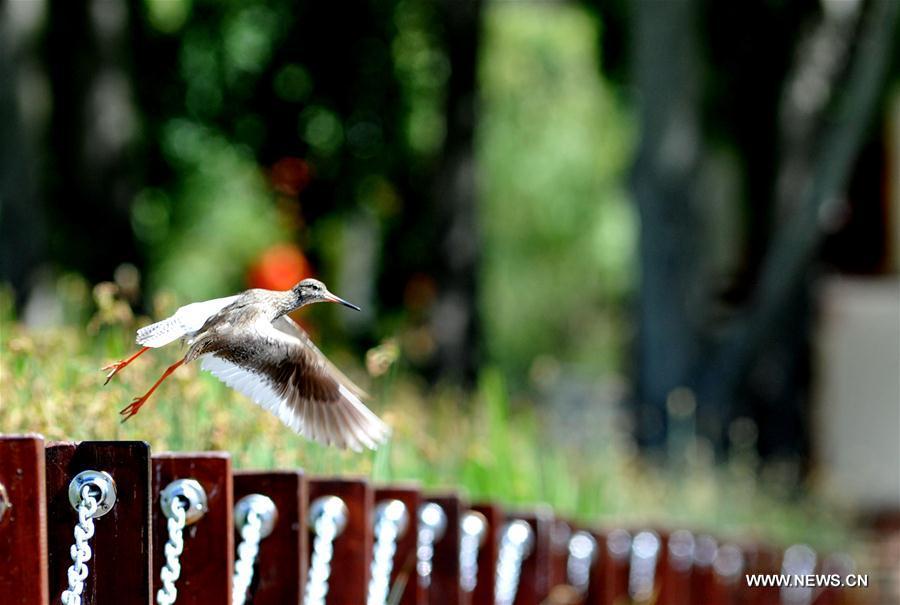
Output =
[
  {"x1": 136, "y1": 295, "x2": 240, "y2": 348},
  {"x1": 272, "y1": 315, "x2": 369, "y2": 400},
  {"x1": 199, "y1": 319, "x2": 390, "y2": 451}
]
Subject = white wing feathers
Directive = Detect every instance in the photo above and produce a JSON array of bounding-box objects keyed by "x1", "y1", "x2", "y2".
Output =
[
  {"x1": 200, "y1": 355, "x2": 389, "y2": 451},
  {"x1": 136, "y1": 295, "x2": 239, "y2": 348},
  {"x1": 199, "y1": 317, "x2": 390, "y2": 451}
]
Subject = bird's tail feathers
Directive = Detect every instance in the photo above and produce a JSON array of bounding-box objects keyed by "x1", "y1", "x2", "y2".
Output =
[
  {"x1": 136, "y1": 317, "x2": 185, "y2": 348},
  {"x1": 200, "y1": 355, "x2": 390, "y2": 452},
  {"x1": 293, "y1": 385, "x2": 391, "y2": 452}
]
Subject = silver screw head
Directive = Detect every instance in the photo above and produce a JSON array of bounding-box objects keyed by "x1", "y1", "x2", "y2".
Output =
[
  {"x1": 607, "y1": 528, "x2": 632, "y2": 560},
  {"x1": 632, "y1": 530, "x2": 661, "y2": 560},
  {"x1": 67, "y1": 470, "x2": 118, "y2": 519},
  {"x1": 460, "y1": 511, "x2": 487, "y2": 545},
  {"x1": 160, "y1": 478, "x2": 208, "y2": 525},
  {"x1": 375, "y1": 499, "x2": 409, "y2": 537},
  {"x1": 418, "y1": 503, "x2": 447, "y2": 542},
  {"x1": 235, "y1": 494, "x2": 278, "y2": 539},
  {"x1": 503, "y1": 520, "x2": 535, "y2": 556},
  {"x1": 308, "y1": 495, "x2": 349, "y2": 536},
  {"x1": 568, "y1": 530, "x2": 598, "y2": 561}
]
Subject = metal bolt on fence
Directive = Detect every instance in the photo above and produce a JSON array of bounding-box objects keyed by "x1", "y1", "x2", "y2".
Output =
[
  {"x1": 156, "y1": 479, "x2": 209, "y2": 605},
  {"x1": 232, "y1": 494, "x2": 278, "y2": 605},
  {"x1": 60, "y1": 471, "x2": 118, "y2": 605}
]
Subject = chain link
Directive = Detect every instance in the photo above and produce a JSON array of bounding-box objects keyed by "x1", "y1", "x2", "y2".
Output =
[
  {"x1": 156, "y1": 498, "x2": 187, "y2": 605},
  {"x1": 459, "y1": 533, "x2": 480, "y2": 593},
  {"x1": 305, "y1": 510, "x2": 342, "y2": 605},
  {"x1": 61, "y1": 485, "x2": 99, "y2": 605},
  {"x1": 232, "y1": 508, "x2": 263, "y2": 605}
]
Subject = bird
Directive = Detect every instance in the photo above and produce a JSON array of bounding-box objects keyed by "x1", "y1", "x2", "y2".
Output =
[{"x1": 102, "y1": 278, "x2": 390, "y2": 451}]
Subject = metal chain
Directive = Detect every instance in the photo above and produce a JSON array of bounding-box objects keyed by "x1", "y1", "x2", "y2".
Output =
[
  {"x1": 459, "y1": 512, "x2": 486, "y2": 593},
  {"x1": 416, "y1": 503, "x2": 446, "y2": 590},
  {"x1": 781, "y1": 544, "x2": 817, "y2": 605},
  {"x1": 494, "y1": 521, "x2": 534, "y2": 605},
  {"x1": 367, "y1": 504, "x2": 406, "y2": 605},
  {"x1": 566, "y1": 531, "x2": 598, "y2": 595},
  {"x1": 305, "y1": 509, "x2": 342, "y2": 605},
  {"x1": 459, "y1": 536, "x2": 479, "y2": 593},
  {"x1": 61, "y1": 485, "x2": 99, "y2": 605},
  {"x1": 232, "y1": 508, "x2": 263, "y2": 605},
  {"x1": 156, "y1": 498, "x2": 187, "y2": 605},
  {"x1": 416, "y1": 527, "x2": 437, "y2": 589},
  {"x1": 629, "y1": 531, "x2": 661, "y2": 603}
]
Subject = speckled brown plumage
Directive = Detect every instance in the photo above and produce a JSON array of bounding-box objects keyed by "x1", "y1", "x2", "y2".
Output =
[{"x1": 105, "y1": 279, "x2": 389, "y2": 451}]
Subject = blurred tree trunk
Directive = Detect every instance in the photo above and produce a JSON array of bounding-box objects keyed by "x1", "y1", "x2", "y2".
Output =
[
  {"x1": 625, "y1": 0, "x2": 899, "y2": 454},
  {"x1": 696, "y1": 0, "x2": 899, "y2": 451},
  {"x1": 41, "y1": 0, "x2": 141, "y2": 284},
  {"x1": 630, "y1": 0, "x2": 705, "y2": 447},
  {"x1": 427, "y1": 0, "x2": 484, "y2": 385},
  {"x1": 0, "y1": 13, "x2": 44, "y2": 303}
]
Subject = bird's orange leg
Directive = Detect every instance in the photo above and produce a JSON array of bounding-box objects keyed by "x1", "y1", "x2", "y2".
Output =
[
  {"x1": 120, "y1": 358, "x2": 185, "y2": 422},
  {"x1": 102, "y1": 346, "x2": 151, "y2": 385}
]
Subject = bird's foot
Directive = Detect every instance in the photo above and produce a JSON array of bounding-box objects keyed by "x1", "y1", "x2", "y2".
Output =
[
  {"x1": 101, "y1": 347, "x2": 151, "y2": 385},
  {"x1": 102, "y1": 360, "x2": 128, "y2": 385},
  {"x1": 119, "y1": 397, "x2": 146, "y2": 423}
]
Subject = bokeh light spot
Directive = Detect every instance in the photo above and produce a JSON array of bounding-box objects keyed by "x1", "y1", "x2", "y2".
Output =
[
  {"x1": 300, "y1": 106, "x2": 344, "y2": 155},
  {"x1": 274, "y1": 64, "x2": 312, "y2": 103},
  {"x1": 247, "y1": 243, "x2": 313, "y2": 291}
]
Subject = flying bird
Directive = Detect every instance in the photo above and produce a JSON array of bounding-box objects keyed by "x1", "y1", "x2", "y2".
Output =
[{"x1": 103, "y1": 279, "x2": 389, "y2": 451}]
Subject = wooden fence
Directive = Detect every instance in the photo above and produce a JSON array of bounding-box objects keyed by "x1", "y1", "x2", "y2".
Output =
[{"x1": 0, "y1": 434, "x2": 860, "y2": 605}]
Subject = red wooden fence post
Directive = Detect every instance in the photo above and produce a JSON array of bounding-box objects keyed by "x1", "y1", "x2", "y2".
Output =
[
  {"x1": 602, "y1": 528, "x2": 632, "y2": 605},
  {"x1": 426, "y1": 494, "x2": 465, "y2": 605},
  {"x1": 689, "y1": 533, "x2": 718, "y2": 605},
  {"x1": 151, "y1": 452, "x2": 233, "y2": 605},
  {"x1": 548, "y1": 519, "x2": 572, "y2": 591},
  {"x1": 375, "y1": 484, "x2": 423, "y2": 605},
  {"x1": 744, "y1": 544, "x2": 781, "y2": 605},
  {"x1": 656, "y1": 530, "x2": 695, "y2": 605},
  {"x1": 233, "y1": 470, "x2": 307, "y2": 604},
  {"x1": 710, "y1": 542, "x2": 745, "y2": 605},
  {"x1": 307, "y1": 477, "x2": 373, "y2": 605},
  {"x1": 470, "y1": 503, "x2": 502, "y2": 605},
  {"x1": 45, "y1": 440, "x2": 153, "y2": 605},
  {"x1": 512, "y1": 507, "x2": 554, "y2": 605},
  {"x1": 0, "y1": 434, "x2": 49, "y2": 605}
]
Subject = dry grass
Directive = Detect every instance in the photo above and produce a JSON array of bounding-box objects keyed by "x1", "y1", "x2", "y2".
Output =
[{"x1": 0, "y1": 282, "x2": 854, "y2": 551}]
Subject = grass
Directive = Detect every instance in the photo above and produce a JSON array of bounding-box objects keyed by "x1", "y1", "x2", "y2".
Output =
[{"x1": 0, "y1": 280, "x2": 855, "y2": 552}]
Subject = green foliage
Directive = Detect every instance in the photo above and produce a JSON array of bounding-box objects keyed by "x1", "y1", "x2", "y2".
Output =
[
  {"x1": 478, "y1": 3, "x2": 637, "y2": 381},
  {"x1": 134, "y1": 121, "x2": 290, "y2": 301},
  {"x1": 0, "y1": 281, "x2": 853, "y2": 551}
]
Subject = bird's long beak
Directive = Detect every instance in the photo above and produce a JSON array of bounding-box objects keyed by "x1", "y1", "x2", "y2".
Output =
[{"x1": 325, "y1": 292, "x2": 361, "y2": 311}]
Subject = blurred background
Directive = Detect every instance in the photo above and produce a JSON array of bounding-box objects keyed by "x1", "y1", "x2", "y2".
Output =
[{"x1": 0, "y1": 0, "x2": 898, "y2": 597}]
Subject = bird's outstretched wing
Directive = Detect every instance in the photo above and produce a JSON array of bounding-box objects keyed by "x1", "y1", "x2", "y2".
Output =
[
  {"x1": 272, "y1": 315, "x2": 369, "y2": 400},
  {"x1": 199, "y1": 318, "x2": 390, "y2": 451},
  {"x1": 136, "y1": 295, "x2": 240, "y2": 348}
]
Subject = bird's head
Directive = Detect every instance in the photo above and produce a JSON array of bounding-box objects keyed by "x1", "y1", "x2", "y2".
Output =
[{"x1": 291, "y1": 278, "x2": 361, "y2": 311}]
